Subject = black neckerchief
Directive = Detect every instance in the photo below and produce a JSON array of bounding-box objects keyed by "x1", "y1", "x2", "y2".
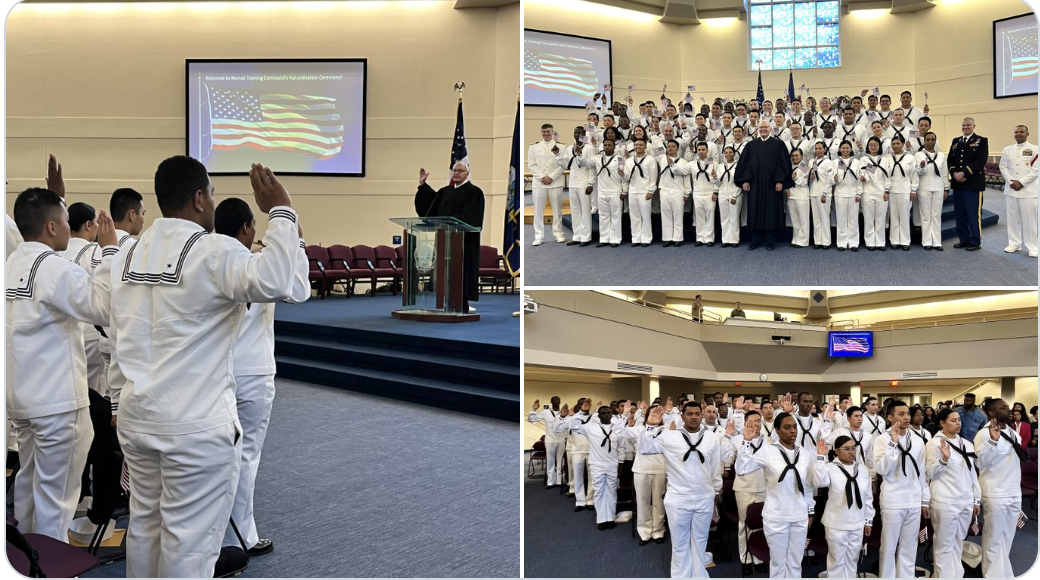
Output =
[
  {"x1": 942, "y1": 436, "x2": 977, "y2": 471},
  {"x1": 811, "y1": 158, "x2": 825, "y2": 182},
  {"x1": 566, "y1": 144, "x2": 584, "y2": 170},
  {"x1": 879, "y1": 110, "x2": 892, "y2": 121},
  {"x1": 865, "y1": 414, "x2": 882, "y2": 435},
  {"x1": 776, "y1": 444, "x2": 805, "y2": 495},
  {"x1": 821, "y1": 138, "x2": 835, "y2": 159},
  {"x1": 999, "y1": 428, "x2": 1028, "y2": 462},
  {"x1": 841, "y1": 124, "x2": 858, "y2": 142},
  {"x1": 891, "y1": 125, "x2": 908, "y2": 143},
  {"x1": 599, "y1": 425, "x2": 613, "y2": 452},
  {"x1": 836, "y1": 462, "x2": 863, "y2": 509},
  {"x1": 910, "y1": 426, "x2": 928, "y2": 444},
  {"x1": 734, "y1": 142, "x2": 746, "y2": 154},
  {"x1": 681, "y1": 430, "x2": 706, "y2": 463},
  {"x1": 763, "y1": 424, "x2": 775, "y2": 439},
  {"x1": 796, "y1": 415, "x2": 817, "y2": 447},
  {"x1": 850, "y1": 430, "x2": 866, "y2": 463},
  {"x1": 694, "y1": 160, "x2": 711, "y2": 183},
  {"x1": 837, "y1": 158, "x2": 855, "y2": 181},
  {"x1": 791, "y1": 137, "x2": 806, "y2": 153},
  {"x1": 632, "y1": 155, "x2": 648, "y2": 179},
  {"x1": 866, "y1": 156, "x2": 889, "y2": 178},
  {"x1": 922, "y1": 151, "x2": 941, "y2": 177},
  {"x1": 896, "y1": 433, "x2": 920, "y2": 478},
  {"x1": 749, "y1": 436, "x2": 764, "y2": 453},
  {"x1": 855, "y1": 112, "x2": 866, "y2": 124}
]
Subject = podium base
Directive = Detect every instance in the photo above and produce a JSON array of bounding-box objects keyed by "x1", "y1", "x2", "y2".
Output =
[{"x1": 392, "y1": 309, "x2": 480, "y2": 323}]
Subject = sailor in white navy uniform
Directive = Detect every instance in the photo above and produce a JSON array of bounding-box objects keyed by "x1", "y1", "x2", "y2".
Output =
[
  {"x1": 998, "y1": 125, "x2": 1038, "y2": 257},
  {"x1": 811, "y1": 434, "x2": 874, "y2": 580},
  {"x1": 110, "y1": 158, "x2": 302, "y2": 578},
  {"x1": 898, "y1": 90, "x2": 927, "y2": 128},
  {"x1": 528, "y1": 397, "x2": 566, "y2": 487},
  {"x1": 527, "y1": 124, "x2": 565, "y2": 246},
  {"x1": 925, "y1": 408, "x2": 981, "y2": 579},
  {"x1": 639, "y1": 402, "x2": 726, "y2": 578},
  {"x1": 973, "y1": 398, "x2": 1026, "y2": 578},
  {"x1": 215, "y1": 198, "x2": 309, "y2": 557},
  {"x1": 731, "y1": 410, "x2": 769, "y2": 574},
  {"x1": 564, "y1": 399, "x2": 629, "y2": 530},
  {"x1": 837, "y1": 107, "x2": 867, "y2": 158},
  {"x1": 824, "y1": 405, "x2": 876, "y2": 480},
  {"x1": 555, "y1": 126, "x2": 597, "y2": 246},
  {"x1": 7, "y1": 188, "x2": 119, "y2": 541},
  {"x1": 873, "y1": 400, "x2": 930, "y2": 579}
]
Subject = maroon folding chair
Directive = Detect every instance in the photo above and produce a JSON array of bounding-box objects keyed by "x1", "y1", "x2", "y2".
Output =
[
  {"x1": 374, "y1": 245, "x2": 402, "y2": 295},
  {"x1": 305, "y1": 245, "x2": 330, "y2": 299},
  {"x1": 745, "y1": 502, "x2": 770, "y2": 577},
  {"x1": 528, "y1": 436, "x2": 547, "y2": 478},
  {"x1": 351, "y1": 244, "x2": 397, "y2": 296},
  {"x1": 325, "y1": 245, "x2": 362, "y2": 297},
  {"x1": 7, "y1": 523, "x2": 99, "y2": 577},
  {"x1": 478, "y1": 245, "x2": 511, "y2": 293}
]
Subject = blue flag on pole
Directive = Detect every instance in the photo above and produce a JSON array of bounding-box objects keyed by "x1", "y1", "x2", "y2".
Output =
[
  {"x1": 756, "y1": 70, "x2": 765, "y2": 109},
  {"x1": 787, "y1": 71, "x2": 796, "y2": 104},
  {"x1": 504, "y1": 98, "x2": 520, "y2": 277}
]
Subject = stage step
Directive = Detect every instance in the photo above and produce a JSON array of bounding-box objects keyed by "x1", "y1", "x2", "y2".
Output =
[
  {"x1": 274, "y1": 335, "x2": 518, "y2": 394},
  {"x1": 275, "y1": 355, "x2": 518, "y2": 421}
]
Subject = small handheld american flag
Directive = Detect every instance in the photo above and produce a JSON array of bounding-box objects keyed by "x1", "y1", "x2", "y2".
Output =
[
  {"x1": 970, "y1": 515, "x2": 980, "y2": 535},
  {"x1": 918, "y1": 526, "x2": 928, "y2": 543},
  {"x1": 712, "y1": 504, "x2": 720, "y2": 524},
  {"x1": 1018, "y1": 513, "x2": 1027, "y2": 529}
]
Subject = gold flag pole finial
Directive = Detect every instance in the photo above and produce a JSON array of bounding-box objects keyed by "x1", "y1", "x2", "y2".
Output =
[{"x1": 454, "y1": 81, "x2": 466, "y2": 102}]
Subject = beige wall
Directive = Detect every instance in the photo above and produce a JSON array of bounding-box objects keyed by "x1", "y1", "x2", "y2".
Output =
[
  {"x1": 523, "y1": 0, "x2": 1038, "y2": 165},
  {"x1": 523, "y1": 376, "x2": 641, "y2": 448},
  {"x1": 6, "y1": 1, "x2": 519, "y2": 250}
]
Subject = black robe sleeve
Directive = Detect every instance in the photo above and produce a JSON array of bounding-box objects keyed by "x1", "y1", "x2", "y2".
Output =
[
  {"x1": 772, "y1": 140, "x2": 795, "y2": 189},
  {"x1": 414, "y1": 182, "x2": 440, "y2": 217},
  {"x1": 734, "y1": 142, "x2": 754, "y2": 187},
  {"x1": 454, "y1": 183, "x2": 486, "y2": 229}
]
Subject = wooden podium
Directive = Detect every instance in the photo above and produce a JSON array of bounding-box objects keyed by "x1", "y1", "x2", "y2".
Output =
[{"x1": 388, "y1": 217, "x2": 482, "y2": 323}]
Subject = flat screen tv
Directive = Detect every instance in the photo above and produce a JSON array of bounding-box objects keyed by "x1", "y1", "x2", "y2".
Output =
[
  {"x1": 828, "y1": 331, "x2": 874, "y2": 358},
  {"x1": 993, "y1": 13, "x2": 1038, "y2": 99},
  {"x1": 186, "y1": 59, "x2": 366, "y2": 176},
  {"x1": 524, "y1": 29, "x2": 612, "y2": 108}
]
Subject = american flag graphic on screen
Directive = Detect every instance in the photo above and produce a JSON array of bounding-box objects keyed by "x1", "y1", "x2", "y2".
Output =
[
  {"x1": 1009, "y1": 33, "x2": 1039, "y2": 79},
  {"x1": 524, "y1": 50, "x2": 598, "y2": 98},
  {"x1": 832, "y1": 335, "x2": 870, "y2": 354},
  {"x1": 207, "y1": 86, "x2": 344, "y2": 159}
]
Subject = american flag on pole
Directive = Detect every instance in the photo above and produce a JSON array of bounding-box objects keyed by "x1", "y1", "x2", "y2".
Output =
[
  {"x1": 1008, "y1": 32, "x2": 1039, "y2": 80},
  {"x1": 206, "y1": 86, "x2": 344, "y2": 159},
  {"x1": 524, "y1": 50, "x2": 599, "y2": 98},
  {"x1": 832, "y1": 335, "x2": 870, "y2": 353},
  {"x1": 449, "y1": 98, "x2": 468, "y2": 185}
]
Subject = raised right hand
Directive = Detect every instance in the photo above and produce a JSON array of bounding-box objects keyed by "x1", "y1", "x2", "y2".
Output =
[
  {"x1": 817, "y1": 437, "x2": 828, "y2": 456},
  {"x1": 646, "y1": 406, "x2": 664, "y2": 426},
  {"x1": 891, "y1": 426, "x2": 901, "y2": 443},
  {"x1": 96, "y1": 211, "x2": 117, "y2": 248},
  {"x1": 743, "y1": 420, "x2": 757, "y2": 441},
  {"x1": 250, "y1": 164, "x2": 292, "y2": 213},
  {"x1": 989, "y1": 418, "x2": 1001, "y2": 441},
  {"x1": 419, "y1": 167, "x2": 429, "y2": 186},
  {"x1": 940, "y1": 438, "x2": 951, "y2": 462},
  {"x1": 532, "y1": 399, "x2": 540, "y2": 411}
]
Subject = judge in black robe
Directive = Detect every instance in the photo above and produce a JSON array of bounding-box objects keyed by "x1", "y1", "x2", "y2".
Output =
[
  {"x1": 414, "y1": 162, "x2": 485, "y2": 313},
  {"x1": 734, "y1": 122, "x2": 795, "y2": 250}
]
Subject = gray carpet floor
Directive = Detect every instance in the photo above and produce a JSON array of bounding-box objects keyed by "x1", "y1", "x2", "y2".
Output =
[
  {"x1": 523, "y1": 189, "x2": 1038, "y2": 286},
  {"x1": 523, "y1": 454, "x2": 1038, "y2": 578},
  {"x1": 81, "y1": 379, "x2": 520, "y2": 578}
]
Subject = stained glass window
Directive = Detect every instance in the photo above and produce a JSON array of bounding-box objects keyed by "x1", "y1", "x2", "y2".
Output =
[{"x1": 749, "y1": 0, "x2": 840, "y2": 70}]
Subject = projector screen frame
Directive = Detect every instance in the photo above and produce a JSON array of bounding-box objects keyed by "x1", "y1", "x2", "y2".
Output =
[
  {"x1": 992, "y1": 12, "x2": 1038, "y2": 100},
  {"x1": 523, "y1": 28, "x2": 613, "y2": 110},
  {"x1": 185, "y1": 57, "x2": 368, "y2": 177}
]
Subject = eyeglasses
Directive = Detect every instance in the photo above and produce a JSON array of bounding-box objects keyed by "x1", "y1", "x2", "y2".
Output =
[{"x1": 837, "y1": 446, "x2": 856, "y2": 453}]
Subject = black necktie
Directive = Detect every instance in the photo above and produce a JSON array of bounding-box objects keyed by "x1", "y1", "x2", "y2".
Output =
[
  {"x1": 866, "y1": 415, "x2": 881, "y2": 435},
  {"x1": 999, "y1": 429, "x2": 1028, "y2": 462},
  {"x1": 681, "y1": 431, "x2": 705, "y2": 462},
  {"x1": 837, "y1": 463, "x2": 863, "y2": 509},
  {"x1": 945, "y1": 438, "x2": 977, "y2": 471},
  {"x1": 797, "y1": 416, "x2": 816, "y2": 447},
  {"x1": 897, "y1": 436, "x2": 920, "y2": 477},
  {"x1": 777, "y1": 446, "x2": 804, "y2": 495},
  {"x1": 600, "y1": 425, "x2": 612, "y2": 453}
]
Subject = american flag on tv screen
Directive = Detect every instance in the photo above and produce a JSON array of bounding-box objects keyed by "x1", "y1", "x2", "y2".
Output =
[
  {"x1": 1009, "y1": 33, "x2": 1039, "y2": 80},
  {"x1": 833, "y1": 335, "x2": 870, "y2": 354},
  {"x1": 207, "y1": 86, "x2": 344, "y2": 159},
  {"x1": 524, "y1": 50, "x2": 598, "y2": 98}
]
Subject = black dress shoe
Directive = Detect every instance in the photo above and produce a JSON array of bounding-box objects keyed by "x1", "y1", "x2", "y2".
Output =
[
  {"x1": 566, "y1": 241, "x2": 579, "y2": 246},
  {"x1": 597, "y1": 523, "x2": 607, "y2": 530},
  {"x1": 868, "y1": 246, "x2": 876, "y2": 251},
  {"x1": 631, "y1": 243, "x2": 639, "y2": 247},
  {"x1": 878, "y1": 246, "x2": 886, "y2": 251},
  {"x1": 580, "y1": 241, "x2": 590, "y2": 247},
  {"x1": 674, "y1": 242, "x2": 682, "y2": 247},
  {"x1": 954, "y1": 242, "x2": 967, "y2": 248},
  {"x1": 742, "y1": 563, "x2": 754, "y2": 576},
  {"x1": 639, "y1": 539, "x2": 651, "y2": 546},
  {"x1": 248, "y1": 538, "x2": 273, "y2": 556},
  {"x1": 663, "y1": 241, "x2": 674, "y2": 247},
  {"x1": 902, "y1": 245, "x2": 910, "y2": 251},
  {"x1": 923, "y1": 245, "x2": 931, "y2": 250},
  {"x1": 850, "y1": 246, "x2": 859, "y2": 252},
  {"x1": 754, "y1": 562, "x2": 768, "y2": 573},
  {"x1": 790, "y1": 242, "x2": 798, "y2": 248},
  {"x1": 706, "y1": 241, "x2": 714, "y2": 247},
  {"x1": 935, "y1": 245, "x2": 944, "y2": 251},
  {"x1": 766, "y1": 243, "x2": 774, "y2": 251},
  {"x1": 748, "y1": 242, "x2": 760, "y2": 250},
  {"x1": 215, "y1": 547, "x2": 249, "y2": 578},
  {"x1": 586, "y1": 505, "x2": 596, "y2": 510},
  {"x1": 607, "y1": 522, "x2": 616, "y2": 529},
  {"x1": 574, "y1": 506, "x2": 584, "y2": 512},
  {"x1": 966, "y1": 245, "x2": 981, "y2": 251},
  {"x1": 694, "y1": 241, "x2": 703, "y2": 247},
  {"x1": 595, "y1": 242, "x2": 608, "y2": 247},
  {"x1": 565, "y1": 492, "x2": 575, "y2": 497},
  {"x1": 643, "y1": 243, "x2": 651, "y2": 247},
  {"x1": 838, "y1": 246, "x2": 846, "y2": 251},
  {"x1": 610, "y1": 243, "x2": 619, "y2": 248},
  {"x1": 655, "y1": 537, "x2": 667, "y2": 544},
  {"x1": 814, "y1": 244, "x2": 821, "y2": 249}
]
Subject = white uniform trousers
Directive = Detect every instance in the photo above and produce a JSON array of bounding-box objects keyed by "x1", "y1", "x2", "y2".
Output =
[
  {"x1": 663, "y1": 494, "x2": 714, "y2": 578},
  {"x1": 661, "y1": 192, "x2": 686, "y2": 242},
  {"x1": 735, "y1": 490, "x2": 766, "y2": 564},
  {"x1": 720, "y1": 196, "x2": 743, "y2": 244},
  {"x1": 532, "y1": 187, "x2": 564, "y2": 243},
  {"x1": 825, "y1": 526, "x2": 864, "y2": 579},
  {"x1": 930, "y1": 501, "x2": 972, "y2": 579},
  {"x1": 569, "y1": 452, "x2": 592, "y2": 505},
  {"x1": 12, "y1": 408, "x2": 92, "y2": 541},
  {"x1": 918, "y1": 190, "x2": 945, "y2": 248},
  {"x1": 589, "y1": 462, "x2": 618, "y2": 524},
  {"x1": 981, "y1": 496, "x2": 1021, "y2": 578},
  {"x1": 222, "y1": 375, "x2": 275, "y2": 550},
  {"x1": 98, "y1": 351, "x2": 112, "y2": 399},
  {"x1": 544, "y1": 441, "x2": 565, "y2": 486},
  {"x1": 879, "y1": 507, "x2": 921, "y2": 578},
  {"x1": 862, "y1": 194, "x2": 889, "y2": 248},
  {"x1": 629, "y1": 193, "x2": 654, "y2": 244},
  {"x1": 84, "y1": 336, "x2": 104, "y2": 394},
  {"x1": 787, "y1": 197, "x2": 810, "y2": 246},
  {"x1": 566, "y1": 450, "x2": 576, "y2": 493},
  {"x1": 764, "y1": 518, "x2": 807, "y2": 578},
  {"x1": 597, "y1": 192, "x2": 623, "y2": 244},
  {"x1": 1006, "y1": 196, "x2": 1039, "y2": 254},
  {"x1": 693, "y1": 195, "x2": 716, "y2": 244},
  {"x1": 633, "y1": 472, "x2": 667, "y2": 541},
  {"x1": 568, "y1": 187, "x2": 593, "y2": 243},
  {"x1": 119, "y1": 422, "x2": 241, "y2": 578},
  {"x1": 835, "y1": 197, "x2": 860, "y2": 249},
  {"x1": 888, "y1": 192, "x2": 912, "y2": 246},
  {"x1": 912, "y1": 194, "x2": 923, "y2": 227},
  {"x1": 811, "y1": 195, "x2": 832, "y2": 246}
]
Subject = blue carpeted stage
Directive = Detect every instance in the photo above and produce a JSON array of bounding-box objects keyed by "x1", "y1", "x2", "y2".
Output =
[{"x1": 273, "y1": 293, "x2": 520, "y2": 421}]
